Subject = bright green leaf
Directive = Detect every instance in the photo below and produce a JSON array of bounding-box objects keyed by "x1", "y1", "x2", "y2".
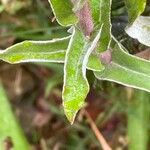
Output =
[
  {"x1": 0, "y1": 37, "x2": 70, "y2": 64},
  {"x1": 63, "y1": 26, "x2": 103, "y2": 123},
  {"x1": 95, "y1": 38, "x2": 150, "y2": 93},
  {"x1": 89, "y1": 0, "x2": 100, "y2": 25},
  {"x1": 126, "y1": 16, "x2": 150, "y2": 47},
  {"x1": 98, "y1": 0, "x2": 112, "y2": 52},
  {"x1": 0, "y1": 84, "x2": 30, "y2": 150},
  {"x1": 48, "y1": 0, "x2": 78, "y2": 26},
  {"x1": 62, "y1": 27, "x2": 89, "y2": 123},
  {"x1": 0, "y1": 37, "x2": 103, "y2": 72},
  {"x1": 125, "y1": 0, "x2": 146, "y2": 23}
]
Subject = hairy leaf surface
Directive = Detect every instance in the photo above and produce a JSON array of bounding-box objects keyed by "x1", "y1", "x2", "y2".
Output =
[
  {"x1": 48, "y1": 0, "x2": 78, "y2": 26},
  {"x1": 90, "y1": 0, "x2": 100, "y2": 25},
  {"x1": 62, "y1": 27, "x2": 89, "y2": 123},
  {"x1": 125, "y1": 0, "x2": 146, "y2": 23},
  {"x1": 0, "y1": 37, "x2": 70, "y2": 63},
  {"x1": 98, "y1": 0, "x2": 112, "y2": 52},
  {"x1": 63, "y1": 26, "x2": 103, "y2": 123},
  {"x1": 95, "y1": 38, "x2": 150, "y2": 92},
  {"x1": 0, "y1": 37, "x2": 103, "y2": 71}
]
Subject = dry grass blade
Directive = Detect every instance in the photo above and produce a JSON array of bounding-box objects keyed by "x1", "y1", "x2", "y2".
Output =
[{"x1": 85, "y1": 110, "x2": 112, "y2": 150}]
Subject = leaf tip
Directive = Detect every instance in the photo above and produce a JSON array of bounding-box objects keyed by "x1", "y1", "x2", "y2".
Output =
[
  {"x1": 64, "y1": 109, "x2": 78, "y2": 124},
  {"x1": 63, "y1": 100, "x2": 85, "y2": 124}
]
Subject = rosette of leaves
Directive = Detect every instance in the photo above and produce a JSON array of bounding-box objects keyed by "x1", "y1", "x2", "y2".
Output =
[{"x1": 0, "y1": 0, "x2": 149, "y2": 123}]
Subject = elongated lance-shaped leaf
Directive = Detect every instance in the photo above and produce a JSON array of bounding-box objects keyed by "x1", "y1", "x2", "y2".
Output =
[
  {"x1": 0, "y1": 84, "x2": 30, "y2": 150},
  {"x1": 62, "y1": 27, "x2": 89, "y2": 123},
  {"x1": 0, "y1": 37, "x2": 103, "y2": 72},
  {"x1": 98, "y1": 0, "x2": 112, "y2": 52},
  {"x1": 0, "y1": 36, "x2": 70, "y2": 64},
  {"x1": 128, "y1": 90, "x2": 150, "y2": 150},
  {"x1": 48, "y1": 0, "x2": 78, "y2": 26},
  {"x1": 126, "y1": 16, "x2": 150, "y2": 47},
  {"x1": 94, "y1": 37, "x2": 150, "y2": 93},
  {"x1": 83, "y1": 25, "x2": 104, "y2": 73},
  {"x1": 125, "y1": 0, "x2": 146, "y2": 23},
  {"x1": 89, "y1": 0, "x2": 100, "y2": 25},
  {"x1": 63, "y1": 26, "x2": 104, "y2": 123}
]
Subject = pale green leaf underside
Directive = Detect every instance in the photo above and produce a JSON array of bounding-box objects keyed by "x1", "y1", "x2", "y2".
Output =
[
  {"x1": 0, "y1": 84, "x2": 30, "y2": 150},
  {"x1": 0, "y1": 37, "x2": 103, "y2": 72},
  {"x1": 126, "y1": 16, "x2": 150, "y2": 47},
  {"x1": 48, "y1": 0, "x2": 78, "y2": 26},
  {"x1": 125, "y1": 0, "x2": 146, "y2": 23},
  {"x1": 94, "y1": 38, "x2": 150, "y2": 93},
  {"x1": 62, "y1": 27, "x2": 89, "y2": 123}
]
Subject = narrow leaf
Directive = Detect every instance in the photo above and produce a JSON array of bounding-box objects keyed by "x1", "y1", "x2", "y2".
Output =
[
  {"x1": 89, "y1": 0, "x2": 100, "y2": 25},
  {"x1": 48, "y1": 0, "x2": 78, "y2": 26},
  {"x1": 95, "y1": 38, "x2": 150, "y2": 92},
  {"x1": 62, "y1": 27, "x2": 89, "y2": 123},
  {"x1": 125, "y1": 0, "x2": 146, "y2": 23},
  {"x1": 126, "y1": 16, "x2": 150, "y2": 47},
  {"x1": 0, "y1": 84, "x2": 30, "y2": 150},
  {"x1": 63, "y1": 26, "x2": 104, "y2": 123},
  {"x1": 0, "y1": 37, "x2": 103, "y2": 72},
  {"x1": 128, "y1": 90, "x2": 150, "y2": 150},
  {"x1": 98, "y1": 0, "x2": 112, "y2": 52},
  {"x1": 0, "y1": 37, "x2": 70, "y2": 64}
]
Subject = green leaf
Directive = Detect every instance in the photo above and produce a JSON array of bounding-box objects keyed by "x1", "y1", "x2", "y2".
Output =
[
  {"x1": 0, "y1": 37, "x2": 70, "y2": 64},
  {"x1": 0, "y1": 84, "x2": 30, "y2": 150},
  {"x1": 128, "y1": 90, "x2": 150, "y2": 150},
  {"x1": 126, "y1": 16, "x2": 150, "y2": 47},
  {"x1": 87, "y1": 54, "x2": 104, "y2": 71},
  {"x1": 63, "y1": 26, "x2": 103, "y2": 123},
  {"x1": 94, "y1": 38, "x2": 150, "y2": 93},
  {"x1": 62, "y1": 27, "x2": 89, "y2": 123},
  {"x1": 125, "y1": 0, "x2": 146, "y2": 23},
  {"x1": 98, "y1": 0, "x2": 112, "y2": 52},
  {"x1": 89, "y1": 0, "x2": 100, "y2": 25},
  {"x1": 48, "y1": 0, "x2": 78, "y2": 26},
  {"x1": 83, "y1": 24, "x2": 104, "y2": 72},
  {"x1": 0, "y1": 37, "x2": 103, "y2": 72}
]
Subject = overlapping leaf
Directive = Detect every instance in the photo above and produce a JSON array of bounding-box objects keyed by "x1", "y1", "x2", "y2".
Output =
[
  {"x1": 63, "y1": 26, "x2": 103, "y2": 123},
  {"x1": 62, "y1": 27, "x2": 89, "y2": 123},
  {"x1": 98, "y1": 0, "x2": 112, "y2": 52},
  {"x1": 90, "y1": 0, "x2": 100, "y2": 25},
  {"x1": 0, "y1": 37, "x2": 103, "y2": 72},
  {"x1": 125, "y1": 0, "x2": 146, "y2": 23},
  {"x1": 48, "y1": 0, "x2": 78, "y2": 26},
  {"x1": 94, "y1": 38, "x2": 150, "y2": 93},
  {"x1": 0, "y1": 37, "x2": 70, "y2": 64},
  {"x1": 125, "y1": 0, "x2": 149, "y2": 46}
]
